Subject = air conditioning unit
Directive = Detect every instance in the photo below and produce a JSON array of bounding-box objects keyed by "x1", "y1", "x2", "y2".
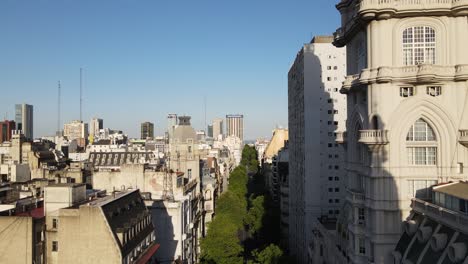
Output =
[{"x1": 189, "y1": 223, "x2": 194, "y2": 229}]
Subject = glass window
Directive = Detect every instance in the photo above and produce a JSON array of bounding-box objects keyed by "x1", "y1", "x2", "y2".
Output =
[
  {"x1": 52, "y1": 241, "x2": 58, "y2": 252},
  {"x1": 427, "y1": 86, "x2": 442, "y2": 96},
  {"x1": 407, "y1": 119, "x2": 437, "y2": 165},
  {"x1": 400, "y1": 87, "x2": 414, "y2": 97},
  {"x1": 459, "y1": 199, "x2": 466, "y2": 213},
  {"x1": 403, "y1": 26, "x2": 436, "y2": 65}
]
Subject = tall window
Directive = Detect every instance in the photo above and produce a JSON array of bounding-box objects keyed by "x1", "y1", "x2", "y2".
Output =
[
  {"x1": 403, "y1": 26, "x2": 436, "y2": 65},
  {"x1": 407, "y1": 119, "x2": 437, "y2": 165}
]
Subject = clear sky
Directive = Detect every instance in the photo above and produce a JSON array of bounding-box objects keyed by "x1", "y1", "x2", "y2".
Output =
[{"x1": 0, "y1": 0, "x2": 340, "y2": 140}]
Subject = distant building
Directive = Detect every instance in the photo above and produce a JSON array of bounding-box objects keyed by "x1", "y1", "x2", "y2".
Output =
[
  {"x1": 63, "y1": 120, "x2": 88, "y2": 148},
  {"x1": 15, "y1": 103, "x2": 33, "y2": 140},
  {"x1": 288, "y1": 35, "x2": 346, "y2": 263},
  {"x1": 207, "y1": 125, "x2": 213, "y2": 138},
  {"x1": 89, "y1": 118, "x2": 103, "y2": 137},
  {"x1": 167, "y1": 114, "x2": 178, "y2": 140},
  {"x1": 0, "y1": 120, "x2": 16, "y2": 143},
  {"x1": 45, "y1": 184, "x2": 158, "y2": 264},
  {"x1": 226, "y1": 114, "x2": 243, "y2": 141},
  {"x1": 141, "y1": 122, "x2": 154, "y2": 139},
  {"x1": 212, "y1": 118, "x2": 224, "y2": 139}
]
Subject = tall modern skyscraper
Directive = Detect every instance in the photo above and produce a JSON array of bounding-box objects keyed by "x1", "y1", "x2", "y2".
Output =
[
  {"x1": 0, "y1": 120, "x2": 16, "y2": 143},
  {"x1": 141, "y1": 122, "x2": 154, "y2": 139},
  {"x1": 207, "y1": 125, "x2": 213, "y2": 138},
  {"x1": 226, "y1": 115, "x2": 244, "y2": 141},
  {"x1": 15, "y1": 104, "x2": 33, "y2": 140},
  {"x1": 212, "y1": 118, "x2": 224, "y2": 139},
  {"x1": 89, "y1": 118, "x2": 103, "y2": 137},
  {"x1": 288, "y1": 36, "x2": 347, "y2": 263}
]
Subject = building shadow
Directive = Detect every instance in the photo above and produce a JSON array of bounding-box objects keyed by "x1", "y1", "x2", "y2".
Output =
[{"x1": 146, "y1": 198, "x2": 179, "y2": 264}]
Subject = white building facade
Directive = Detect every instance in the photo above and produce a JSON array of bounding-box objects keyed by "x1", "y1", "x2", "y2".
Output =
[
  {"x1": 288, "y1": 36, "x2": 347, "y2": 263},
  {"x1": 226, "y1": 114, "x2": 244, "y2": 142},
  {"x1": 333, "y1": 1, "x2": 468, "y2": 263}
]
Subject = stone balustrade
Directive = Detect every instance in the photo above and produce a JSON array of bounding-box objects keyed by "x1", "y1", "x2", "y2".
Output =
[
  {"x1": 358, "y1": 130, "x2": 389, "y2": 145},
  {"x1": 340, "y1": 64, "x2": 468, "y2": 93}
]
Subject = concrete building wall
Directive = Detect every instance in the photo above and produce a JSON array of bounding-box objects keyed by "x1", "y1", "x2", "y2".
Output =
[
  {"x1": 288, "y1": 36, "x2": 347, "y2": 263},
  {"x1": 50, "y1": 207, "x2": 121, "y2": 264},
  {"x1": 0, "y1": 217, "x2": 34, "y2": 264}
]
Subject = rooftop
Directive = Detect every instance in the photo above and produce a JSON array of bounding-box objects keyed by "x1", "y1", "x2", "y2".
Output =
[
  {"x1": 433, "y1": 182, "x2": 468, "y2": 200},
  {"x1": 311, "y1": 35, "x2": 334, "y2": 44}
]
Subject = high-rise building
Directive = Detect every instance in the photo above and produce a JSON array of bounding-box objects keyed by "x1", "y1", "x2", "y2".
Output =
[
  {"x1": 15, "y1": 104, "x2": 33, "y2": 140},
  {"x1": 287, "y1": 36, "x2": 347, "y2": 263},
  {"x1": 326, "y1": 2, "x2": 468, "y2": 263},
  {"x1": 141, "y1": 122, "x2": 154, "y2": 139},
  {"x1": 207, "y1": 125, "x2": 213, "y2": 138},
  {"x1": 63, "y1": 120, "x2": 88, "y2": 148},
  {"x1": 0, "y1": 120, "x2": 16, "y2": 143},
  {"x1": 167, "y1": 114, "x2": 178, "y2": 140},
  {"x1": 212, "y1": 118, "x2": 224, "y2": 139},
  {"x1": 226, "y1": 115, "x2": 243, "y2": 141},
  {"x1": 167, "y1": 114, "x2": 178, "y2": 131},
  {"x1": 89, "y1": 118, "x2": 103, "y2": 137}
]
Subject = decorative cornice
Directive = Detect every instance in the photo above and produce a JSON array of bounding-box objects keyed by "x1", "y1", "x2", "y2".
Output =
[
  {"x1": 333, "y1": 0, "x2": 468, "y2": 46},
  {"x1": 341, "y1": 64, "x2": 468, "y2": 93}
]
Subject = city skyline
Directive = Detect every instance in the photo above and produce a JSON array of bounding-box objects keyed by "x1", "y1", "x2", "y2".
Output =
[{"x1": 0, "y1": 0, "x2": 339, "y2": 140}]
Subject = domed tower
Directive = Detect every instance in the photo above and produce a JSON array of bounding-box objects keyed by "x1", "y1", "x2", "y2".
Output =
[{"x1": 334, "y1": 1, "x2": 468, "y2": 263}]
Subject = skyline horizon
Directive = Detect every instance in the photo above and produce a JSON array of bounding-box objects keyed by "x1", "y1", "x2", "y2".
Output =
[{"x1": 0, "y1": 0, "x2": 339, "y2": 140}]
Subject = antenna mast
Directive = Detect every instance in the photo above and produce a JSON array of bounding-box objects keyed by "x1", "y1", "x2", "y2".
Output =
[
  {"x1": 80, "y1": 68, "x2": 83, "y2": 122},
  {"x1": 58, "y1": 81, "x2": 61, "y2": 134},
  {"x1": 204, "y1": 96, "x2": 207, "y2": 130}
]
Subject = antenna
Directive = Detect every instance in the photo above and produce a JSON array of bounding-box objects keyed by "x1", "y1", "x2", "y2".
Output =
[
  {"x1": 58, "y1": 81, "x2": 61, "y2": 134},
  {"x1": 204, "y1": 96, "x2": 207, "y2": 130},
  {"x1": 80, "y1": 68, "x2": 83, "y2": 122}
]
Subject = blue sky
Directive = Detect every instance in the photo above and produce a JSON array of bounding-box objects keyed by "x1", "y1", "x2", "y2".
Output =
[{"x1": 0, "y1": 0, "x2": 340, "y2": 140}]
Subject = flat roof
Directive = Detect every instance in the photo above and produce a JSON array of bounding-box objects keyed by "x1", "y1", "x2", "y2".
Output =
[
  {"x1": 47, "y1": 183, "x2": 86, "y2": 188},
  {"x1": 311, "y1": 35, "x2": 334, "y2": 44},
  {"x1": 434, "y1": 182, "x2": 468, "y2": 200}
]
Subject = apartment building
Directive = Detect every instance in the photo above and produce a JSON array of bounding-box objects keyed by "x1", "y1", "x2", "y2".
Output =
[
  {"x1": 331, "y1": 1, "x2": 468, "y2": 263},
  {"x1": 63, "y1": 120, "x2": 88, "y2": 148},
  {"x1": 89, "y1": 118, "x2": 103, "y2": 137},
  {"x1": 287, "y1": 35, "x2": 347, "y2": 263},
  {"x1": 44, "y1": 184, "x2": 157, "y2": 264},
  {"x1": 0, "y1": 120, "x2": 16, "y2": 143},
  {"x1": 141, "y1": 122, "x2": 154, "y2": 140}
]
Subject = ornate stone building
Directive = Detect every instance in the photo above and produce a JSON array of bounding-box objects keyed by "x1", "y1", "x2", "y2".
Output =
[{"x1": 332, "y1": 1, "x2": 468, "y2": 263}]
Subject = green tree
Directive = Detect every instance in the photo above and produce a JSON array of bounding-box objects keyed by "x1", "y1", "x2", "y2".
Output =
[
  {"x1": 249, "y1": 244, "x2": 283, "y2": 264},
  {"x1": 244, "y1": 195, "x2": 265, "y2": 236},
  {"x1": 201, "y1": 215, "x2": 244, "y2": 264}
]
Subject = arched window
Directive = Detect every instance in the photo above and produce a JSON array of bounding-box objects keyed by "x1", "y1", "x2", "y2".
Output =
[
  {"x1": 406, "y1": 119, "x2": 437, "y2": 165},
  {"x1": 403, "y1": 26, "x2": 436, "y2": 65}
]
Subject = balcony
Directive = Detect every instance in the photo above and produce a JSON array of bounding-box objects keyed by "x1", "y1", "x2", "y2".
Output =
[
  {"x1": 459, "y1": 130, "x2": 468, "y2": 147},
  {"x1": 335, "y1": 131, "x2": 347, "y2": 144},
  {"x1": 358, "y1": 130, "x2": 389, "y2": 145},
  {"x1": 347, "y1": 189, "x2": 365, "y2": 205},
  {"x1": 341, "y1": 64, "x2": 468, "y2": 92},
  {"x1": 412, "y1": 198, "x2": 468, "y2": 233}
]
